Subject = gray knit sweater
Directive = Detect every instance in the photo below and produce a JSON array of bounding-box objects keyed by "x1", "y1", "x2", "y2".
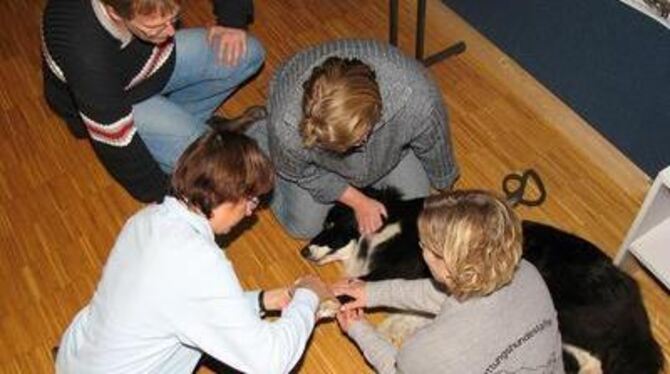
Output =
[
  {"x1": 347, "y1": 261, "x2": 565, "y2": 374},
  {"x1": 267, "y1": 39, "x2": 459, "y2": 203}
]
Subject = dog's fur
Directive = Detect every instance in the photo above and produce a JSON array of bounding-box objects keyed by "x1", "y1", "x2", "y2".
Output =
[{"x1": 302, "y1": 190, "x2": 664, "y2": 374}]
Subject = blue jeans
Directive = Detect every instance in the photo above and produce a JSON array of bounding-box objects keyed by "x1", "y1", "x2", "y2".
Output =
[
  {"x1": 134, "y1": 28, "x2": 265, "y2": 172},
  {"x1": 247, "y1": 122, "x2": 430, "y2": 239}
]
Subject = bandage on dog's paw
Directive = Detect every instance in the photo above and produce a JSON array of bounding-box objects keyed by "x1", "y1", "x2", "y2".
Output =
[{"x1": 316, "y1": 298, "x2": 341, "y2": 319}]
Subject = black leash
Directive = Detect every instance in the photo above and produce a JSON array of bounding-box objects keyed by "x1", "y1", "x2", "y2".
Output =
[{"x1": 502, "y1": 169, "x2": 547, "y2": 207}]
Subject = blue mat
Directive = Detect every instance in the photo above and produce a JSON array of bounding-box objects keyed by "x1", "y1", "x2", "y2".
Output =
[{"x1": 441, "y1": 0, "x2": 670, "y2": 176}]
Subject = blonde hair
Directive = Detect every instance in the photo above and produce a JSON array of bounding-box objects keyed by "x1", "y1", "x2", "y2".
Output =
[
  {"x1": 300, "y1": 57, "x2": 382, "y2": 153},
  {"x1": 418, "y1": 190, "x2": 522, "y2": 300}
]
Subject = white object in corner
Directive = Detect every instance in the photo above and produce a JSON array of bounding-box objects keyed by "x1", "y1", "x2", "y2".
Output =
[
  {"x1": 615, "y1": 166, "x2": 670, "y2": 291},
  {"x1": 618, "y1": 0, "x2": 670, "y2": 30}
]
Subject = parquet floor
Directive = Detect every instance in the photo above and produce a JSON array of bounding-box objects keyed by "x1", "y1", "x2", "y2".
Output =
[{"x1": 0, "y1": 0, "x2": 667, "y2": 372}]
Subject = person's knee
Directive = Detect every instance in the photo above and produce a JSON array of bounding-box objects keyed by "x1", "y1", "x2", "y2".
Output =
[
  {"x1": 270, "y1": 202, "x2": 322, "y2": 240},
  {"x1": 285, "y1": 223, "x2": 321, "y2": 240},
  {"x1": 282, "y1": 222, "x2": 319, "y2": 240},
  {"x1": 243, "y1": 35, "x2": 265, "y2": 73}
]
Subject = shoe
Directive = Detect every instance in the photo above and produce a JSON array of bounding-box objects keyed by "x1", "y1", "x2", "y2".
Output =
[{"x1": 207, "y1": 105, "x2": 267, "y2": 133}]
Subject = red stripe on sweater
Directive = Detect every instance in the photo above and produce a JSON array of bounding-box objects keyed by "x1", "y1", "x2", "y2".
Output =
[
  {"x1": 126, "y1": 40, "x2": 174, "y2": 90},
  {"x1": 85, "y1": 119, "x2": 134, "y2": 141}
]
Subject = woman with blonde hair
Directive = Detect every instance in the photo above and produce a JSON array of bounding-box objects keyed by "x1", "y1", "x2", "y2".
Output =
[
  {"x1": 333, "y1": 190, "x2": 564, "y2": 373},
  {"x1": 250, "y1": 39, "x2": 459, "y2": 239}
]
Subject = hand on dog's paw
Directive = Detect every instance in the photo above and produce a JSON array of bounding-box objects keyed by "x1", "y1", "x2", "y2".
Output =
[
  {"x1": 331, "y1": 278, "x2": 367, "y2": 310},
  {"x1": 295, "y1": 274, "x2": 334, "y2": 304},
  {"x1": 263, "y1": 287, "x2": 292, "y2": 311}
]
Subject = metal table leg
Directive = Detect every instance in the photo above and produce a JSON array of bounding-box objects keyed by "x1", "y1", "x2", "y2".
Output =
[{"x1": 390, "y1": 0, "x2": 466, "y2": 66}]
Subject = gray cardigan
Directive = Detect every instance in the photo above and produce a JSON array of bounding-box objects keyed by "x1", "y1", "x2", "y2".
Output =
[
  {"x1": 348, "y1": 261, "x2": 565, "y2": 373},
  {"x1": 267, "y1": 39, "x2": 459, "y2": 203}
]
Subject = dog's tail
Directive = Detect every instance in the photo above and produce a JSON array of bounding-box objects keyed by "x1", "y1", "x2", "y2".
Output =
[
  {"x1": 502, "y1": 169, "x2": 547, "y2": 208},
  {"x1": 206, "y1": 105, "x2": 267, "y2": 134},
  {"x1": 563, "y1": 344, "x2": 603, "y2": 374}
]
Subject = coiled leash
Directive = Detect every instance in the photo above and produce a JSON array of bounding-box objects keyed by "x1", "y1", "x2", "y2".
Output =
[{"x1": 502, "y1": 169, "x2": 547, "y2": 207}]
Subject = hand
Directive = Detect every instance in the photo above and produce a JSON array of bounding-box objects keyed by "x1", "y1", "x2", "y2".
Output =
[
  {"x1": 294, "y1": 274, "x2": 333, "y2": 303},
  {"x1": 353, "y1": 196, "x2": 387, "y2": 235},
  {"x1": 207, "y1": 26, "x2": 247, "y2": 66},
  {"x1": 331, "y1": 278, "x2": 367, "y2": 311},
  {"x1": 262, "y1": 287, "x2": 292, "y2": 311},
  {"x1": 336, "y1": 308, "x2": 365, "y2": 333}
]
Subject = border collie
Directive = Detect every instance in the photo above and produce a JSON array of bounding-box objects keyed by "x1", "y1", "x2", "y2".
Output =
[{"x1": 302, "y1": 189, "x2": 664, "y2": 374}]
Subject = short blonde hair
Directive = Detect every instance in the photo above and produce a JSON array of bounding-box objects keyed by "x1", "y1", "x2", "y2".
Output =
[
  {"x1": 300, "y1": 57, "x2": 382, "y2": 153},
  {"x1": 418, "y1": 190, "x2": 522, "y2": 300}
]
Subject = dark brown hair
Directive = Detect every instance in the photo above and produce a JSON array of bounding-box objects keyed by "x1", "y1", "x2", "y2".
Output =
[
  {"x1": 100, "y1": 0, "x2": 180, "y2": 19},
  {"x1": 170, "y1": 130, "x2": 274, "y2": 218},
  {"x1": 300, "y1": 57, "x2": 382, "y2": 153}
]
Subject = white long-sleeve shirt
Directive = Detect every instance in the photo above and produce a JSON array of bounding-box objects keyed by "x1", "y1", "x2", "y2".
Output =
[{"x1": 56, "y1": 197, "x2": 318, "y2": 374}]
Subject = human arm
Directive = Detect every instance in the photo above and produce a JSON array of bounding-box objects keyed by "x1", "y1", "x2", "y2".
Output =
[
  {"x1": 266, "y1": 115, "x2": 386, "y2": 233},
  {"x1": 176, "y1": 261, "x2": 321, "y2": 374},
  {"x1": 337, "y1": 309, "x2": 398, "y2": 374},
  {"x1": 271, "y1": 149, "x2": 386, "y2": 235},
  {"x1": 62, "y1": 43, "x2": 169, "y2": 202},
  {"x1": 333, "y1": 278, "x2": 447, "y2": 315},
  {"x1": 409, "y1": 100, "x2": 459, "y2": 191},
  {"x1": 243, "y1": 288, "x2": 292, "y2": 316},
  {"x1": 338, "y1": 186, "x2": 388, "y2": 235},
  {"x1": 212, "y1": 0, "x2": 253, "y2": 28},
  {"x1": 266, "y1": 115, "x2": 353, "y2": 204},
  {"x1": 209, "y1": 0, "x2": 254, "y2": 65}
]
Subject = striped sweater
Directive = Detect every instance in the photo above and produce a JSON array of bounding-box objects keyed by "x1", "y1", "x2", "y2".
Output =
[{"x1": 42, "y1": 0, "x2": 252, "y2": 202}]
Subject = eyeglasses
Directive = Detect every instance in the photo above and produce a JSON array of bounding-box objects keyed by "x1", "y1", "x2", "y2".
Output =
[
  {"x1": 127, "y1": 12, "x2": 180, "y2": 39},
  {"x1": 246, "y1": 196, "x2": 260, "y2": 212}
]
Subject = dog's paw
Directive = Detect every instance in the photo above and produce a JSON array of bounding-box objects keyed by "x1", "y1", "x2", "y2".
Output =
[
  {"x1": 563, "y1": 344, "x2": 603, "y2": 374},
  {"x1": 316, "y1": 298, "x2": 342, "y2": 319}
]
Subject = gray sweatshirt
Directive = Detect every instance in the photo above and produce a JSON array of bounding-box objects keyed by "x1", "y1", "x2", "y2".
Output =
[
  {"x1": 267, "y1": 39, "x2": 459, "y2": 203},
  {"x1": 347, "y1": 260, "x2": 564, "y2": 374}
]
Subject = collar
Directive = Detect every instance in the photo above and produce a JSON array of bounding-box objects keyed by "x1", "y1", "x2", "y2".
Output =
[
  {"x1": 91, "y1": 0, "x2": 133, "y2": 48},
  {"x1": 162, "y1": 196, "x2": 215, "y2": 242}
]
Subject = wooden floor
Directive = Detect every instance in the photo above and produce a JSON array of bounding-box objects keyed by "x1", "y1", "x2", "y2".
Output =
[{"x1": 0, "y1": 0, "x2": 667, "y2": 372}]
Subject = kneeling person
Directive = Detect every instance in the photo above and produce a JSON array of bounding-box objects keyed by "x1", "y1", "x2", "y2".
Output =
[
  {"x1": 56, "y1": 129, "x2": 329, "y2": 373},
  {"x1": 334, "y1": 190, "x2": 564, "y2": 373}
]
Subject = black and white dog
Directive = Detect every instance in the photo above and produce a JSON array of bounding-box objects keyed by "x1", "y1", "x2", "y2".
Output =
[{"x1": 301, "y1": 189, "x2": 664, "y2": 374}]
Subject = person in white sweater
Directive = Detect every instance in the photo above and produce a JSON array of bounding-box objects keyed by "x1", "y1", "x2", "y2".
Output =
[
  {"x1": 333, "y1": 190, "x2": 564, "y2": 373},
  {"x1": 55, "y1": 129, "x2": 332, "y2": 374}
]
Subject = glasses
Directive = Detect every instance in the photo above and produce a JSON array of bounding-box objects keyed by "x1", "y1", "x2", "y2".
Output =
[
  {"x1": 128, "y1": 12, "x2": 180, "y2": 39},
  {"x1": 246, "y1": 196, "x2": 260, "y2": 213}
]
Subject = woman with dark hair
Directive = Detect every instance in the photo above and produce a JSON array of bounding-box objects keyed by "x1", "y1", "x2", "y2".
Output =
[{"x1": 55, "y1": 129, "x2": 331, "y2": 373}]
